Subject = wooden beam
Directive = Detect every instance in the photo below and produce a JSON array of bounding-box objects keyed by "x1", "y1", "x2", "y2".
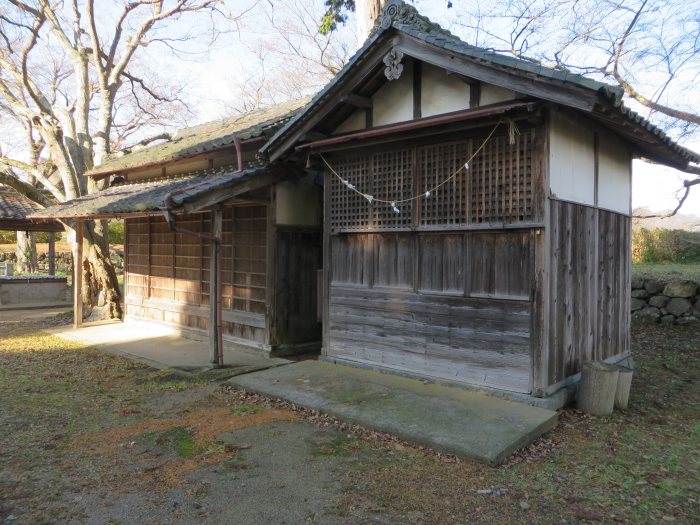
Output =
[
  {"x1": 265, "y1": 36, "x2": 395, "y2": 162},
  {"x1": 73, "y1": 219, "x2": 83, "y2": 329},
  {"x1": 413, "y1": 60, "x2": 422, "y2": 119},
  {"x1": 182, "y1": 170, "x2": 282, "y2": 213},
  {"x1": 48, "y1": 232, "x2": 55, "y2": 276},
  {"x1": 470, "y1": 82, "x2": 481, "y2": 109},
  {"x1": 342, "y1": 93, "x2": 373, "y2": 109},
  {"x1": 395, "y1": 34, "x2": 599, "y2": 113},
  {"x1": 209, "y1": 207, "x2": 223, "y2": 366},
  {"x1": 265, "y1": 188, "x2": 278, "y2": 351}
]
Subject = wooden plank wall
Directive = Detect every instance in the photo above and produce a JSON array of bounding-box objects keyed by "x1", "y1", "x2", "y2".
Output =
[
  {"x1": 272, "y1": 228, "x2": 322, "y2": 347},
  {"x1": 547, "y1": 199, "x2": 631, "y2": 386},
  {"x1": 124, "y1": 205, "x2": 268, "y2": 345},
  {"x1": 327, "y1": 230, "x2": 533, "y2": 393}
]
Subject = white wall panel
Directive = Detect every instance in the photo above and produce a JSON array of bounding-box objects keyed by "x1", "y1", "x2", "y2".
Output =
[{"x1": 549, "y1": 111, "x2": 595, "y2": 205}]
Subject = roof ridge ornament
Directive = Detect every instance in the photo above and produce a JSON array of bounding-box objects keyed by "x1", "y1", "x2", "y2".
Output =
[{"x1": 373, "y1": 0, "x2": 453, "y2": 37}]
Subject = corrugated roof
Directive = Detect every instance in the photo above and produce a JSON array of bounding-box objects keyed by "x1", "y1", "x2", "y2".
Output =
[
  {"x1": 86, "y1": 98, "x2": 310, "y2": 177},
  {"x1": 30, "y1": 165, "x2": 272, "y2": 219},
  {"x1": 261, "y1": 0, "x2": 699, "y2": 168}
]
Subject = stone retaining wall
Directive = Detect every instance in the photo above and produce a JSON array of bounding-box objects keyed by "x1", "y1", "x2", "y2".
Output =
[
  {"x1": 0, "y1": 250, "x2": 124, "y2": 274},
  {"x1": 631, "y1": 279, "x2": 699, "y2": 325}
]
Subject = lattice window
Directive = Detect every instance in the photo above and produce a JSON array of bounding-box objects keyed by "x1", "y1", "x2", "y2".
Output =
[
  {"x1": 328, "y1": 128, "x2": 536, "y2": 230},
  {"x1": 418, "y1": 141, "x2": 470, "y2": 226},
  {"x1": 471, "y1": 130, "x2": 534, "y2": 224},
  {"x1": 329, "y1": 155, "x2": 372, "y2": 230},
  {"x1": 230, "y1": 205, "x2": 267, "y2": 314},
  {"x1": 371, "y1": 149, "x2": 414, "y2": 229}
]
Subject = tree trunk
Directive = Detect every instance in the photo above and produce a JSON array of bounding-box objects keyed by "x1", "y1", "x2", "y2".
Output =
[
  {"x1": 357, "y1": 0, "x2": 388, "y2": 45},
  {"x1": 67, "y1": 221, "x2": 122, "y2": 321},
  {"x1": 16, "y1": 231, "x2": 38, "y2": 273}
]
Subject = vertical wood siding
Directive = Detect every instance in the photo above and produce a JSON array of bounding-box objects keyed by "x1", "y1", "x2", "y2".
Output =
[
  {"x1": 272, "y1": 228, "x2": 322, "y2": 346},
  {"x1": 124, "y1": 205, "x2": 268, "y2": 344},
  {"x1": 547, "y1": 200, "x2": 630, "y2": 386}
]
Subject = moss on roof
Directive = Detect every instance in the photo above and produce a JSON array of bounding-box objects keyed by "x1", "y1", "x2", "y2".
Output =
[
  {"x1": 31, "y1": 165, "x2": 271, "y2": 219},
  {"x1": 87, "y1": 98, "x2": 310, "y2": 177}
]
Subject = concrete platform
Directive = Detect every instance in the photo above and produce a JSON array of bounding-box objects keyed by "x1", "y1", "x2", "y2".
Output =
[
  {"x1": 228, "y1": 360, "x2": 558, "y2": 465},
  {"x1": 48, "y1": 320, "x2": 291, "y2": 374}
]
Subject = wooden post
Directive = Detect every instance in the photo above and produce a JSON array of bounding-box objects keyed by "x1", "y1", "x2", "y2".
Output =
[
  {"x1": 577, "y1": 361, "x2": 619, "y2": 416},
  {"x1": 209, "y1": 208, "x2": 223, "y2": 366},
  {"x1": 73, "y1": 220, "x2": 83, "y2": 329},
  {"x1": 614, "y1": 366, "x2": 633, "y2": 410},
  {"x1": 48, "y1": 232, "x2": 56, "y2": 276}
]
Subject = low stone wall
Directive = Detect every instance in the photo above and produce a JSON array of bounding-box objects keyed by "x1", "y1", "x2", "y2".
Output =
[
  {"x1": 0, "y1": 276, "x2": 68, "y2": 305},
  {"x1": 0, "y1": 250, "x2": 124, "y2": 274},
  {"x1": 631, "y1": 279, "x2": 699, "y2": 325}
]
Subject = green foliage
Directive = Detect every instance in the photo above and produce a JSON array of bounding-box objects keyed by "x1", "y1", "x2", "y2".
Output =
[
  {"x1": 320, "y1": 0, "x2": 355, "y2": 35},
  {"x1": 108, "y1": 221, "x2": 124, "y2": 245},
  {"x1": 0, "y1": 231, "x2": 62, "y2": 244},
  {"x1": 632, "y1": 228, "x2": 700, "y2": 264}
]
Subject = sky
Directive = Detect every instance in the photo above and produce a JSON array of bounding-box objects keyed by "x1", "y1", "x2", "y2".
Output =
[
  {"x1": 144, "y1": 0, "x2": 699, "y2": 216},
  {"x1": 4, "y1": 0, "x2": 698, "y2": 216}
]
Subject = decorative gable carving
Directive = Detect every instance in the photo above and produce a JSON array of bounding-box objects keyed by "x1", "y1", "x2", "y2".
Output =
[{"x1": 383, "y1": 48, "x2": 405, "y2": 81}]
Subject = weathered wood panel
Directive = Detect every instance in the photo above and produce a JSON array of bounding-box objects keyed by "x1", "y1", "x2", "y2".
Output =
[
  {"x1": 547, "y1": 200, "x2": 630, "y2": 386},
  {"x1": 273, "y1": 228, "x2": 322, "y2": 346},
  {"x1": 124, "y1": 205, "x2": 269, "y2": 345},
  {"x1": 328, "y1": 287, "x2": 531, "y2": 392},
  {"x1": 467, "y1": 232, "x2": 531, "y2": 299}
]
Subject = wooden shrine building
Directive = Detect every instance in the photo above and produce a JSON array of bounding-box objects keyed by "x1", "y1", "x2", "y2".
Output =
[
  {"x1": 261, "y1": 1, "x2": 699, "y2": 397},
  {"x1": 33, "y1": 101, "x2": 322, "y2": 362}
]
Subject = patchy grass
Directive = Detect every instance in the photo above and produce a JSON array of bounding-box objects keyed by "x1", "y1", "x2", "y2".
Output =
[
  {"x1": 337, "y1": 322, "x2": 700, "y2": 525},
  {"x1": 0, "y1": 318, "x2": 296, "y2": 521},
  {"x1": 632, "y1": 262, "x2": 700, "y2": 282},
  {"x1": 1, "y1": 316, "x2": 698, "y2": 524}
]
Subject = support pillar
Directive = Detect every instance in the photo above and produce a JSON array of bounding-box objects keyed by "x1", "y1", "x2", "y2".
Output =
[
  {"x1": 73, "y1": 220, "x2": 83, "y2": 329},
  {"x1": 48, "y1": 232, "x2": 56, "y2": 276},
  {"x1": 208, "y1": 208, "x2": 223, "y2": 366}
]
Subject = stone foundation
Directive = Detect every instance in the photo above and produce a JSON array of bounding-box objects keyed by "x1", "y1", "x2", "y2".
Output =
[{"x1": 631, "y1": 278, "x2": 699, "y2": 325}]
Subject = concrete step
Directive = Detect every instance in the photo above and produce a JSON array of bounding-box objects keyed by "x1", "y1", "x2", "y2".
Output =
[{"x1": 228, "y1": 360, "x2": 558, "y2": 465}]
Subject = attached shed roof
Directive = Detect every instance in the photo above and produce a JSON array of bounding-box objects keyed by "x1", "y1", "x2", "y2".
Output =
[
  {"x1": 260, "y1": 0, "x2": 699, "y2": 170},
  {"x1": 0, "y1": 187, "x2": 63, "y2": 232},
  {"x1": 85, "y1": 98, "x2": 310, "y2": 178},
  {"x1": 30, "y1": 165, "x2": 276, "y2": 220}
]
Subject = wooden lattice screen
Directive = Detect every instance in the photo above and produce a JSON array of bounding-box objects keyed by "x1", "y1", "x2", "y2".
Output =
[
  {"x1": 125, "y1": 206, "x2": 266, "y2": 314},
  {"x1": 329, "y1": 129, "x2": 536, "y2": 230}
]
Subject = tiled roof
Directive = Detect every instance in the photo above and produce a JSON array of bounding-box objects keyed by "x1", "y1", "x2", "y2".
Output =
[
  {"x1": 261, "y1": 0, "x2": 699, "y2": 168},
  {"x1": 0, "y1": 187, "x2": 42, "y2": 220},
  {"x1": 30, "y1": 165, "x2": 271, "y2": 219},
  {"x1": 0, "y1": 186, "x2": 63, "y2": 231},
  {"x1": 86, "y1": 98, "x2": 310, "y2": 177}
]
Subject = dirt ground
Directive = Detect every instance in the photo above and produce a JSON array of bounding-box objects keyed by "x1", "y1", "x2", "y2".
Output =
[{"x1": 1, "y1": 312, "x2": 698, "y2": 525}]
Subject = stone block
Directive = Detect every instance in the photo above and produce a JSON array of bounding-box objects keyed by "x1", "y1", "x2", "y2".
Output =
[
  {"x1": 660, "y1": 315, "x2": 676, "y2": 325},
  {"x1": 648, "y1": 295, "x2": 670, "y2": 308},
  {"x1": 663, "y1": 280, "x2": 698, "y2": 298},
  {"x1": 632, "y1": 307, "x2": 660, "y2": 322},
  {"x1": 666, "y1": 297, "x2": 692, "y2": 317},
  {"x1": 631, "y1": 289, "x2": 650, "y2": 299},
  {"x1": 630, "y1": 298, "x2": 647, "y2": 311},
  {"x1": 644, "y1": 279, "x2": 665, "y2": 295},
  {"x1": 631, "y1": 278, "x2": 644, "y2": 289},
  {"x1": 676, "y1": 316, "x2": 698, "y2": 325}
]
